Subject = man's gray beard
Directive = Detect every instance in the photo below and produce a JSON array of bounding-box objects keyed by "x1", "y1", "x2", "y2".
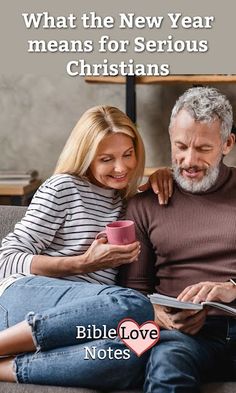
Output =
[{"x1": 172, "y1": 163, "x2": 220, "y2": 193}]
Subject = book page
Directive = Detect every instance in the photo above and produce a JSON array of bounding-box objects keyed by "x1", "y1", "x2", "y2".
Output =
[
  {"x1": 148, "y1": 294, "x2": 203, "y2": 310},
  {"x1": 149, "y1": 294, "x2": 236, "y2": 316}
]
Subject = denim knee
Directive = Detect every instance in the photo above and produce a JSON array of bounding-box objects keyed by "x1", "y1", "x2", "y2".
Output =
[{"x1": 107, "y1": 287, "x2": 154, "y2": 324}]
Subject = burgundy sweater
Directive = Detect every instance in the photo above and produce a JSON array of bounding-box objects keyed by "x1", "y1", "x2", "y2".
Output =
[{"x1": 119, "y1": 164, "x2": 236, "y2": 300}]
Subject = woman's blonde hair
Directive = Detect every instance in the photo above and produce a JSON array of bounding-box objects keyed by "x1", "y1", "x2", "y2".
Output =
[{"x1": 54, "y1": 105, "x2": 145, "y2": 198}]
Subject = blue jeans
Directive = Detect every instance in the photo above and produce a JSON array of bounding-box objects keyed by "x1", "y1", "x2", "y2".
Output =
[
  {"x1": 0, "y1": 276, "x2": 154, "y2": 388},
  {"x1": 145, "y1": 316, "x2": 236, "y2": 393}
]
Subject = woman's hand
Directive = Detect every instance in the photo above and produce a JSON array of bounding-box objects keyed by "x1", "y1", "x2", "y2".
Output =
[
  {"x1": 177, "y1": 281, "x2": 236, "y2": 304},
  {"x1": 153, "y1": 304, "x2": 206, "y2": 335},
  {"x1": 139, "y1": 167, "x2": 173, "y2": 205},
  {"x1": 82, "y1": 238, "x2": 141, "y2": 272}
]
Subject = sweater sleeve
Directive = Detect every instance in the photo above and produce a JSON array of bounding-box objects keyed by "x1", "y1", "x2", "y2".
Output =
[
  {"x1": 0, "y1": 181, "x2": 67, "y2": 278},
  {"x1": 118, "y1": 194, "x2": 156, "y2": 295}
]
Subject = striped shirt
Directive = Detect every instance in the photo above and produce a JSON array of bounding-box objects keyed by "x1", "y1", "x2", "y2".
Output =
[{"x1": 0, "y1": 174, "x2": 125, "y2": 292}]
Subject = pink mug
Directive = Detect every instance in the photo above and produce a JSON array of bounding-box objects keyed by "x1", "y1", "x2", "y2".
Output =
[{"x1": 96, "y1": 220, "x2": 136, "y2": 245}]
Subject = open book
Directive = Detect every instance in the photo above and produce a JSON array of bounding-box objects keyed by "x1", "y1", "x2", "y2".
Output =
[{"x1": 148, "y1": 293, "x2": 236, "y2": 316}]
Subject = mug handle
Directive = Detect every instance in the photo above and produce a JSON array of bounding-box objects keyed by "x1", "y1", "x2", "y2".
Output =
[{"x1": 95, "y1": 231, "x2": 107, "y2": 240}]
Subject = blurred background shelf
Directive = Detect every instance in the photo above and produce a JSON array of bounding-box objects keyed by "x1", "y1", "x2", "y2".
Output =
[
  {"x1": 85, "y1": 75, "x2": 236, "y2": 123},
  {"x1": 85, "y1": 75, "x2": 236, "y2": 84},
  {"x1": 0, "y1": 179, "x2": 41, "y2": 206}
]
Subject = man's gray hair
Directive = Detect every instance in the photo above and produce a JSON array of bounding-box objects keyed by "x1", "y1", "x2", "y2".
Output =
[{"x1": 169, "y1": 87, "x2": 233, "y2": 141}]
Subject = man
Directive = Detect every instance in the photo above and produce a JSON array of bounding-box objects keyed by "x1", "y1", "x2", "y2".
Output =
[{"x1": 119, "y1": 87, "x2": 236, "y2": 392}]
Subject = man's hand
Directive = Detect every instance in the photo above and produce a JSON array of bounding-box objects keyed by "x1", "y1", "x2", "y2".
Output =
[
  {"x1": 153, "y1": 304, "x2": 206, "y2": 335},
  {"x1": 139, "y1": 167, "x2": 173, "y2": 205},
  {"x1": 177, "y1": 281, "x2": 236, "y2": 304}
]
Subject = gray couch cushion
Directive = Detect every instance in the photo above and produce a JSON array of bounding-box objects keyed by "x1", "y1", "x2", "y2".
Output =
[
  {"x1": 201, "y1": 383, "x2": 236, "y2": 392},
  {"x1": 0, "y1": 205, "x2": 27, "y2": 241},
  {"x1": 0, "y1": 383, "x2": 98, "y2": 392},
  {"x1": 0, "y1": 384, "x2": 236, "y2": 393},
  {"x1": 0, "y1": 205, "x2": 235, "y2": 392}
]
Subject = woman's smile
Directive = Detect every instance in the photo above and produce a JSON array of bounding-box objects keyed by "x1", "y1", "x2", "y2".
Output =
[{"x1": 89, "y1": 133, "x2": 137, "y2": 190}]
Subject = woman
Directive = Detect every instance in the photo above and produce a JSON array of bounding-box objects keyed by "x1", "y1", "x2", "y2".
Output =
[{"x1": 0, "y1": 106, "x2": 172, "y2": 388}]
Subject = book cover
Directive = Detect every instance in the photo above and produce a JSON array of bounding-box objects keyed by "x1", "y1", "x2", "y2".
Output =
[{"x1": 149, "y1": 293, "x2": 236, "y2": 316}]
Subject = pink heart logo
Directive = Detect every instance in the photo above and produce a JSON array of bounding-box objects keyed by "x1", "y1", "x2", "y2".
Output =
[{"x1": 117, "y1": 318, "x2": 160, "y2": 357}]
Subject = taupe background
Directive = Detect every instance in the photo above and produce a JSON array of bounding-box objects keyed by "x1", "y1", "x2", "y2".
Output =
[
  {"x1": 1, "y1": 0, "x2": 235, "y2": 74},
  {"x1": 0, "y1": 1, "x2": 235, "y2": 179},
  {"x1": 1, "y1": 78, "x2": 235, "y2": 180}
]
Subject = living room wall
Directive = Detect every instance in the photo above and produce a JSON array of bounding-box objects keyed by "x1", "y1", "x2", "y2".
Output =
[{"x1": 0, "y1": 75, "x2": 235, "y2": 180}]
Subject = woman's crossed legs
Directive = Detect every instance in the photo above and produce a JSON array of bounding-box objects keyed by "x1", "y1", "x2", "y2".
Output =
[{"x1": 0, "y1": 276, "x2": 153, "y2": 388}]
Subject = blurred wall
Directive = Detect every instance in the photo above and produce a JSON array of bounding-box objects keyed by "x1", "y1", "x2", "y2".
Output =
[{"x1": 0, "y1": 75, "x2": 235, "y2": 180}]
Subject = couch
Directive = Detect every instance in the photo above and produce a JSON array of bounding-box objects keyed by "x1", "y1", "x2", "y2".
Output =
[{"x1": 0, "y1": 205, "x2": 235, "y2": 393}]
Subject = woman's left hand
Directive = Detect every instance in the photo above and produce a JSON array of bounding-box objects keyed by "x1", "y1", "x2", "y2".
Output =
[
  {"x1": 177, "y1": 281, "x2": 236, "y2": 304},
  {"x1": 139, "y1": 167, "x2": 173, "y2": 205}
]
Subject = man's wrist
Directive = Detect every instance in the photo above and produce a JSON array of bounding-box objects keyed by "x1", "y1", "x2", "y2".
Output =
[
  {"x1": 228, "y1": 279, "x2": 236, "y2": 299},
  {"x1": 229, "y1": 278, "x2": 236, "y2": 287}
]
